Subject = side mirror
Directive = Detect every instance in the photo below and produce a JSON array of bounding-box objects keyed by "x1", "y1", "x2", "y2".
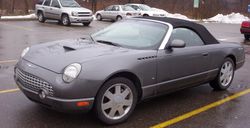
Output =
[{"x1": 169, "y1": 39, "x2": 186, "y2": 48}]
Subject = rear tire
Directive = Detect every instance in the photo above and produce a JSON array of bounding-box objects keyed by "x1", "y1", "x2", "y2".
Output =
[
  {"x1": 95, "y1": 77, "x2": 137, "y2": 125},
  {"x1": 210, "y1": 58, "x2": 235, "y2": 90},
  {"x1": 37, "y1": 11, "x2": 46, "y2": 23},
  {"x1": 61, "y1": 14, "x2": 71, "y2": 26},
  {"x1": 244, "y1": 34, "x2": 250, "y2": 40}
]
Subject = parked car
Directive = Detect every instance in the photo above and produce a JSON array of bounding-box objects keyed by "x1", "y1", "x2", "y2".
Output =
[
  {"x1": 126, "y1": 3, "x2": 166, "y2": 17},
  {"x1": 36, "y1": 0, "x2": 93, "y2": 26},
  {"x1": 95, "y1": 5, "x2": 141, "y2": 21},
  {"x1": 240, "y1": 21, "x2": 250, "y2": 40},
  {"x1": 15, "y1": 17, "x2": 245, "y2": 125}
]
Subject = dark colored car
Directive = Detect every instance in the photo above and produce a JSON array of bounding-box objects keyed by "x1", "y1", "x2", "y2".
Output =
[
  {"x1": 14, "y1": 17, "x2": 245, "y2": 125},
  {"x1": 240, "y1": 21, "x2": 250, "y2": 40}
]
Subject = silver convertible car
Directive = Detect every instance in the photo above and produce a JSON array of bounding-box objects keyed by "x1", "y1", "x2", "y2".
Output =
[{"x1": 14, "y1": 17, "x2": 245, "y2": 125}]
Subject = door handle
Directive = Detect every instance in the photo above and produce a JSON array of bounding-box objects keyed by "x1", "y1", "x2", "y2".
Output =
[
  {"x1": 50, "y1": 8, "x2": 52, "y2": 10},
  {"x1": 202, "y1": 53, "x2": 209, "y2": 56}
]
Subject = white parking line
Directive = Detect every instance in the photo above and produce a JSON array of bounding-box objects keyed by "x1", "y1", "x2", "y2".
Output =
[{"x1": 0, "y1": 59, "x2": 18, "y2": 64}]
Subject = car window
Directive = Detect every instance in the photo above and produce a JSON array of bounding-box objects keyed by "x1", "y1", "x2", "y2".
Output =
[
  {"x1": 59, "y1": 0, "x2": 80, "y2": 7},
  {"x1": 51, "y1": 0, "x2": 60, "y2": 8},
  {"x1": 139, "y1": 4, "x2": 152, "y2": 11},
  {"x1": 92, "y1": 20, "x2": 168, "y2": 50},
  {"x1": 43, "y1": 0, "x2": 51, "y2": 6},
  {"x1": 129, "y1": 5, "x2": 140, "y2": 11},
  {"x1": 169, "y1": 28, "x2": 204, "y2": 47},
  {"x1": 111, "y1": 6, "x2": 120, "y2": 11},
  {"x1": 121, "y1": 5, "x2": 135, "y2": 11},
  {"x1": 105, "y1": 6, "x2": 113, "y2": 11}
]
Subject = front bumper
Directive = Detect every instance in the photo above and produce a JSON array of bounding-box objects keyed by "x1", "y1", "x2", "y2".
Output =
[
  {"x1": 69, "y1": 15, "x2": 93, "y2": 23},
  {"x1": 14, "y1": 59, "x2": 97, "y2": 112},
  {"x1": 17, "y1": 82, "x2": 94, "y2": 112}
]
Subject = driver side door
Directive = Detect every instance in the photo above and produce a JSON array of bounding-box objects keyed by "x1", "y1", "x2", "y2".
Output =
[
  {"x1": 102, "y1": 5, "x2": 113, "y2": 19},
  {"x1": 156, "y1": 28, "x2": 212, "y2": 94}
]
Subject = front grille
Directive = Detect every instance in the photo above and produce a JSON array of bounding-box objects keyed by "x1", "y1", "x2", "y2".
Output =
[
  {"x1": 16, "y1": 68, "x2": 54, "y2": 96},
  {"x1": 78, "y1": 12, "x2": 91, "y2": 15},
  {"x1": 78, "y1": 12, "x2": 92, "y2": 17},
  {"x1": 78, "y1": 15, "x2": 92, "y2": 17}
]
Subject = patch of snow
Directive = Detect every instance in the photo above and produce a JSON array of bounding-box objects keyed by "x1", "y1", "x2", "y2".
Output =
[
  {"x1": 203, "y1": 12, "x2": 250, "y2": 24},
  {"x1": 1, "y1": 14, "x2": 37, "y2": 20},
  {"x1": 151, "y1": 8, "x2": 196, "y2": 21}
]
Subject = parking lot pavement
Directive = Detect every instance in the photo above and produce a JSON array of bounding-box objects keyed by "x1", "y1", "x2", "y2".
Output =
[{"x1": 0, "y1": 20, "x2": 250, "y2": 128}]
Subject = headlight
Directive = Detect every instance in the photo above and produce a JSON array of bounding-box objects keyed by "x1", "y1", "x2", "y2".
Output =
[
  {"x1": 89, "y1": 11, "x2": 93, "y2": 15},
  {"x1": 21, "y1": 47, "x2": 30, "y2": 58},
  {"x1": 63, "y1": 63, "x2": 81, "y2": 83},
  {"x1": 71, "y1": 11, "x2": 78, "y2": 16}
]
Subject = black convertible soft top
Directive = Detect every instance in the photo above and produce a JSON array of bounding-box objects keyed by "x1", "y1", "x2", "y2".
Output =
[{"x1": 135, "y1": 17, "x2": 219, "y2": 45}]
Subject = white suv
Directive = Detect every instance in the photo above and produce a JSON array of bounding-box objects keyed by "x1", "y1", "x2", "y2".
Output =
[{"x1": 36, "y1": 0, "x2": 93, "y2": 26}]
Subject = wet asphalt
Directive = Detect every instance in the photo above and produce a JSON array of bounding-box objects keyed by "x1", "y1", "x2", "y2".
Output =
[{"x1": 0, "y1": 20, "x2": 250, "y2": 128}]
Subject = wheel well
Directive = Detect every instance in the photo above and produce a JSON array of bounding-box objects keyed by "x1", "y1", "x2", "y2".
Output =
[
  {"x1": 61, "y1": 13, "x2": 68, "y2": 18},
  {"x1": 143, "y1": 14, "x2": 149, "y2": 17},
  {"x1": 105, "y1": 72, "x2": 142, "y2": 101},
  {"x1": 37, "y1": 10, "x2": 43, "y2": 15},
  {"x1": 226, "y1": 55, "x2": 236, "y2": 67},
  {"x1": 116, "y1": 15, "x2": 122, "y2": 19}
]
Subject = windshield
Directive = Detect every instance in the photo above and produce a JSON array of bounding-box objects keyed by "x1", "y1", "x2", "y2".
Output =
[
  {"x1": 139, "y1": 4, "x2": 152, "y2": 11},
  {"x1": 60, "y1": 0, "x2": 80, "y2": 7},
  {"x1": 121, "y1": 5, "x2": 136, "y2": 11},
  {"x1": 92, "y1": 20, "x2": 168, "y2": 50}
]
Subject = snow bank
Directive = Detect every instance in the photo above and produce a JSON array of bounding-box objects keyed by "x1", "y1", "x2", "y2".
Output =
[
  {"x1": 151, "y1": 8, "x2": 196, "y2": 21},
  {"x1": 204, "y1": 13, "x2": 250, "y2": 24},
  {"x1": 1, "y1": 14, "x2": 37, "y2": 20}
]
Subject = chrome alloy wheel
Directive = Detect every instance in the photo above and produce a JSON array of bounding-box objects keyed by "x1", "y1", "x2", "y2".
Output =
[
  {"x1": 38, "y1": 14, "x2": 43, "y2": 21},
  {"x1": 219, "y1": 61, "x2": 234, "y2": 87},
  {"x1": 62, "y1": 16, "x2": 69, "y2": 25},
  {"x1": 97, "y1": 14, "x2": 102, "y2": 21},
  {"x1": 101, "y1": 83, "x2": 133, "y2": 120}
]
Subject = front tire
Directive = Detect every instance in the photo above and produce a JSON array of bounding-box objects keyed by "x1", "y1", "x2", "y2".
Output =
[
  {"x1": 116, "y1": 16, "x2": 122, "y2": 21},
  {"x1": 96, "y1": 14, "x2": 102, "y2": 21},
  {"x1": 37, "y1": 11, "x2": 46, "y2": 23},
  {"x1": 210, "y1": 58, "x2": 235, "y2": 90},
  {"x1": 61, "y1": 14, "x2": 71, "y2": 26},
  {"x1": 244, "y1": 34, "x2": 250, "y2": 40},
  {"x1": 95, "y1": 77, "x2": 137, "y2": 125}
]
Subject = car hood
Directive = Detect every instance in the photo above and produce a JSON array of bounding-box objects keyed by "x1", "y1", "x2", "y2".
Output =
[
  {"x1": 23, "y1": 39, "x2": 131, "y2": 73},
  {"x1": 63, "y1": 7, "x2": 92, "y2": 13}
]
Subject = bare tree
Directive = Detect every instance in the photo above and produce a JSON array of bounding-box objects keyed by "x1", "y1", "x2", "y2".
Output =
[
  {"x1": 11, "y1": 0, "x2": 15, "y2": 13},
  {"x1": 24, "y1": 0, "x2": 29, "y2": 14}
]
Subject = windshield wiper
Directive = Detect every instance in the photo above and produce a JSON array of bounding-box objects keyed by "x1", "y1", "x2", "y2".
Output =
[{"x1": 96, "y1": 40, "x2": 121, "y2": 47}]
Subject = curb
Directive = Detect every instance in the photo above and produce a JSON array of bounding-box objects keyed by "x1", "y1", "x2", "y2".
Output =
[{"x1": 0, "y1": 18, "x2": 37, "y2": 21}]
